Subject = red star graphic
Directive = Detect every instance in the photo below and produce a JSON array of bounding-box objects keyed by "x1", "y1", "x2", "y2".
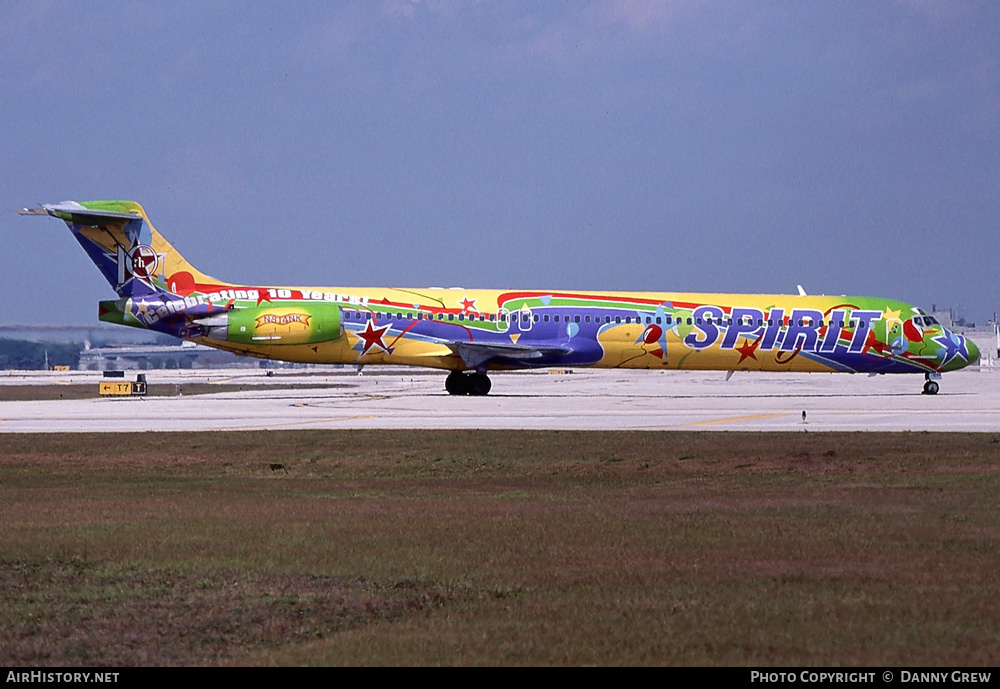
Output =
[
  {"x1": 460, "y1": 297, "x2": 478, "y2": 314},
  {"x1": 736, "y1": 335, "x2": 761, "y2": 365},
  {"x1": 256, "y1": 290, "x2": 272, "y2": 306},
  {"x1": 356, "y1": 319, "x2": 391, "y2": 356},
  {"x1": 130, "y1": 245, "x2": 159, "y2": 279}
]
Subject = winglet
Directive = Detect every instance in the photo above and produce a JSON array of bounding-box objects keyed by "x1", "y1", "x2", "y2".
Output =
[{"x1": 796, "y1": 284, "x2": 807, "y2": 296}]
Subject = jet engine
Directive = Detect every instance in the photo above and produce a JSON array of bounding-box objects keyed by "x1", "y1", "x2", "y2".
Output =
[{"x1": 196, "y1": 304, "x2": 343, "y2": 345}]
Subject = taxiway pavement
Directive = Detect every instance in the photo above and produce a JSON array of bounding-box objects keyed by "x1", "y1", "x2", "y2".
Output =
[{"x1": 1, "y1": 368, "x2": 997, "y2": 432}]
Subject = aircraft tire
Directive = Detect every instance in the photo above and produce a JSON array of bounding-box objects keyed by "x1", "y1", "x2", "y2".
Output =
[
  {"x1": 469, "y1": 373, "x2": 492, "y2": 396},
  {"x1": 445, "y1": 371, "x2": 469, "y2": 395},
  {"x1": 923, "y1": 380, "x2": 940, "y2": 395}
]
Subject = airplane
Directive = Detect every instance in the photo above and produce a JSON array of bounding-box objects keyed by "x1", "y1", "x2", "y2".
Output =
[{"x1": 17, "y1": 200, "x2": 979, "y2": 395}]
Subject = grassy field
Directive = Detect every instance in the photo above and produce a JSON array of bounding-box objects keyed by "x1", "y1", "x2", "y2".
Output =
[{"x1": 1, "y1": 431, "x2": 999, "y2": 666}]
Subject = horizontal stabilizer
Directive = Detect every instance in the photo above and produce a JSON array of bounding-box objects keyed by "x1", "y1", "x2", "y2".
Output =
[{"x1": 16, "y1": 201, "x2": 140, "y2": 221}]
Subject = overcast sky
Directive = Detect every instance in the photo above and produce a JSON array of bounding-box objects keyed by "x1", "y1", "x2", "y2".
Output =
[{"x1": 2, "y1": 1, "x2": 997, "y2": 326}]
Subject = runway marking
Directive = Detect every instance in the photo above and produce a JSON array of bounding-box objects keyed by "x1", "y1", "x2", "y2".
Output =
[
  {"x1": 681, "y1": 413, "x2": 787, "y2": 427},
  {"x1": 225, "y1": 414, "x2": 381, "y2": 430}
]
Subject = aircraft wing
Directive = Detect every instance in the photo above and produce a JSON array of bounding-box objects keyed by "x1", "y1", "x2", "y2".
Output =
[{"x1": 447, "y1": 340, "x2": 573, "y2": 370}]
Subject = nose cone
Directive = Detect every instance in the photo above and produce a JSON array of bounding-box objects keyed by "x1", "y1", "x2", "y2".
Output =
[
  {"x1": 936, "y1": 330, "x2": 980, "y2": 372},
  {"x1": 967, "y1": 338, "x2": 981, "y2": 365}
]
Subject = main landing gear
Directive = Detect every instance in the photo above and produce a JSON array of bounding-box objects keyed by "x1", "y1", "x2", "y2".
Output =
[
  {"x1": 445, "y1": 370, "x2": 492, "y2": 396},
  {"x1": 922, "y1": 373, "x2": 940, "y2": 395}
]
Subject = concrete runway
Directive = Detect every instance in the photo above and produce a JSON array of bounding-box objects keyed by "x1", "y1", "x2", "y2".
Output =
[{"x1": 1, "y1": 367, "x2": 997, "y2": 432}]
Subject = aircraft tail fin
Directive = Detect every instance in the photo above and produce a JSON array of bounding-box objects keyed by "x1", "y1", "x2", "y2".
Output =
[{"x1": 16, "y1": 200, "x2": 226, "y2": 298}]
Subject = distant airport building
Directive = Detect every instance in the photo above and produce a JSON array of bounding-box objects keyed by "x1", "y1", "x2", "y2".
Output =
[
  {"x1": 77, "y1": 342, "x2": 257, "y2": 371},
  {"x1": 0, "y1": 324, "x2": 158, "y2": 346},
  {"x1": 949, "y1": 315, "x2": 998, "y2": 367}
]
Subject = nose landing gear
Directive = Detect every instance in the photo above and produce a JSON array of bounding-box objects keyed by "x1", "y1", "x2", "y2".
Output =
[
  {"x1": 445, "y1": 370, "x2": 492, "y2": 396},
  {"x1": 922, "y1": 374, "x2": 940, "y2": 395}
]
